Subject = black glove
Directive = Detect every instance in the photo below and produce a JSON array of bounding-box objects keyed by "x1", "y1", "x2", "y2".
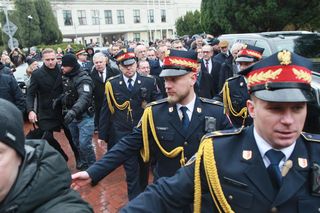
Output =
[{"x1": 64, "y1": 110, "x2": 76, "y2": 124}]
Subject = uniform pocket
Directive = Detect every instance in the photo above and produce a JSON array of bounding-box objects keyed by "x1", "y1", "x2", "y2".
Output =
[
  {"x1": 222, "y1": 183, "x2": 253, "y2": 209},
  {"x1": 298, "y1": 198, "x2": 320, "y2": 212}
]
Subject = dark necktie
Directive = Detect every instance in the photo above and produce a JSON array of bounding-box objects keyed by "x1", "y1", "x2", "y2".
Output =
[
  {"x1": 205, "y1": 60, "x2": 209, "y2": 72},
  {"x1": 99, "y1": 72, "x2": 104, "y2": 82},
  {"x1": 128, "y1": 78, "x2": 133, "y2": 91},
  {"x1": 180, "y1": 106, "x2": 190, "y2": 131},
  {"x1": 265, "y1": 149, "x2": 285, "y2": 189}
]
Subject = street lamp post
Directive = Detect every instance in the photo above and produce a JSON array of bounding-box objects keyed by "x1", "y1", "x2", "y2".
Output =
[{"x1": 27, "y1": 15, "x2": 33, "y2": 49}]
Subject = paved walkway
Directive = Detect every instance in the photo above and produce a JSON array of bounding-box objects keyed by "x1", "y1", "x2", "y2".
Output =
[{"x1": 24, "y1": 123, "x2": 129, "y2": 212}]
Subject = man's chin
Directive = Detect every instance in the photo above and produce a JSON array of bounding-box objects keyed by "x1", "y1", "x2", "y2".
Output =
[{"x1": 167, "y1": 96, "x2": 178, "y2": 105}]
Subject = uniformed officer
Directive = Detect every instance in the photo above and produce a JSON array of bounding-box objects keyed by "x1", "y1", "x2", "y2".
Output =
[
  {"x1": 76, "y1": 49, "x2": 93, "y2": 73},
  {"x1": 220, "y1": 44, "x2": 264, "y2": 128},
  {"x1": 60, "y1": 54, "x2": 96, "y2": 170},
  {"x1": 120, "y1": 50, "x2": 320, "y2": 213},
  {"x1": 94, "y1": 48, "x2": 161, "y2": 200},
  {"x1": 71, "y1": 50, "x2": 232, "y2": 202}
]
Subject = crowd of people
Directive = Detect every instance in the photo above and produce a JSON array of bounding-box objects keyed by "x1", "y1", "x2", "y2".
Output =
[{"x1": 0, "y1": 33, "x2": 320, "y2": 212}]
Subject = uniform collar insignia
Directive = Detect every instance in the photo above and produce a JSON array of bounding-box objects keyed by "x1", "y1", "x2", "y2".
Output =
[
  {"x1": 242, "y1": 150, "x2": 252, "y2": 160},
  {"x1": 298, "y1": 158, "x2": 308, "y2": 168},
  {"x1": 119, "y1": 81, "x2": 123, "y2": 85},
  {"x1": 169, "y1": 107, "x2": 173, "y2": 112},
  {"x1": 137, "y1": 80, "x2": 141, "y2": 84},
  {"x1": 197, "y1": 107, "x2": 202, "y2": 113}
]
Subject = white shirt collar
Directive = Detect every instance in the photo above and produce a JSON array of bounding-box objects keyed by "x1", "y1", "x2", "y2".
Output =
[
  {"x1": 176, "y1": 94, "x2": 196, "y2": 120},
  {"x1": 123, "y1": 72, "x2": 137, "y2": 85},
  {"x1": 254, "y1": 127, "x2": 296, "y2": 168}
]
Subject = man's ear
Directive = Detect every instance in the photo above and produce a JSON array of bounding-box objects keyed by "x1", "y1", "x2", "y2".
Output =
[{"x1": 247, "y1": 99, "x2": 255, "y2": 118}]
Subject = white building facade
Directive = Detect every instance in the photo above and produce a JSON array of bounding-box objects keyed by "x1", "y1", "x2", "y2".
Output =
[{"x1": 48, "y1": 0, "x2": 201, "y2": 45}]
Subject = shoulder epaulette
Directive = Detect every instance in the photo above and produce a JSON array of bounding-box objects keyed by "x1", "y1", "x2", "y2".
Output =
[
  {"x1": 145, "y1": 98, "x2": 168, "y2": 107},
  {"x1": 107, "y1": 74, "x2": 121, "y2": 81},
  {"x1": 199, "y1": 97, "x2": 223, "y2": 107},
  {"x1": 226, "y1": 75, "x2": 242, "y2": 82},
  {"x1": 301, "y1": 132, "x2": 320, "y2": 142},
  {"x1": 203, "y1": 127, "x2": 244, "y2": 139}
]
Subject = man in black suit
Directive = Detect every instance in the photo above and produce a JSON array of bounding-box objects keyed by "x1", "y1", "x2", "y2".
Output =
[
  {"x1": 200, "y1": 44, "x2": 222, "y2": 96},
  {"x1": 26, "y1": 48, "x2": 70, "y2": 161},
  {"x1": 90, "y1": 52, "x2": 120, "y2": 131}
]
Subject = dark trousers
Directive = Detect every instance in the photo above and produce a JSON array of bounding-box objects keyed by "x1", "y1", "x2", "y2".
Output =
[{"x1": 124, "y1": 155, "x2": 143, "y2": 200}]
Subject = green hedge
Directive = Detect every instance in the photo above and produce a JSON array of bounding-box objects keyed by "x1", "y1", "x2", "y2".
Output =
[{"x1": 35, "y1": 43, "x2": 85, "y2": 53}]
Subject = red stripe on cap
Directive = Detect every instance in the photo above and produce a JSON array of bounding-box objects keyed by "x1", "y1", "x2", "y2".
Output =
[
  {"x1": 163, "y1": 56, "x2": 198, "y2": 71},
  {"x1": 247, "y1": 65, "x2": 312, "y2": 88},
  {"x1": 116, "y1": 52, "x2": 136, "y2": 62},
  {"x1": 238, "y1": 49, "x2": 262, "y2": 60}
]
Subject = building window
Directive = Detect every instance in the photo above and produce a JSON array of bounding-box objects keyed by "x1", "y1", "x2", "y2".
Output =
[
  {"x1": 133, "y1": 9, "x2": 140, "y2": 24},
  {"x1": 104, "y1": 10, "x2": 113, "y2": 24},
  {"x1": 63, "y1": 10, "x2": 73, "y2": 26},
  {"x1": 161, "y1": 9, "x2": 166, "y2": 22},
  {"x1": 148, "y1": 9, "x2": 154, "y2": 23},
  {"x1": 133, "y1": 33, "x2": 140, "y2": 42},
  {"x1": 117, "y1": 10, "x2": 125, "y2": 24},
  {"x1": 77, "y1": 10, "x2": 87, "y2": 25},
  {"x1": 91, "y1": 10, "x2": 100, "y2": 25}
]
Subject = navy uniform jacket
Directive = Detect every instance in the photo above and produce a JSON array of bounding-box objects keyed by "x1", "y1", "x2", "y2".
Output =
[
  {"x1": 121, "y1": 126, "x2": 320, "y2": 213},
  {"x1": 98, "y1": 73, "x2": 161, "y2": 146},
  {"x1": 88, "y1": 97, "x2": 232, "y2": 184},
  {"x1": 222, "y1": 75, "x2": 252, "y2": 128}
]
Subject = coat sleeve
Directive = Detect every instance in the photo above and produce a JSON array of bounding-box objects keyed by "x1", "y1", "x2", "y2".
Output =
[
  {"x1": 120, "y1": 164, "x2": 195, "y2": 213},
  {"x1": 87, "y1": 126, "x2": 144, "y2": 184},
  {"x1": 26, "y1": 71, "x2": 39, "y2": 112},
  {"x1": 10, "y1": 75, "x2": 26, "y2": 113}
]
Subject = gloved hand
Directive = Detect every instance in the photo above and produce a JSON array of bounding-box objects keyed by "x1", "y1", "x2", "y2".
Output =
[{"x1": 64, "y1": 110, "x2": 76, "y2": 124}]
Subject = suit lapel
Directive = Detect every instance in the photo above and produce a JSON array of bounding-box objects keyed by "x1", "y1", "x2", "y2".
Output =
[
  {"x1": 272, "y1": 137, "x2": 309, "y2": 206},
  {"x1": 243, "y1": 126, "x2": 275, "y2": 202}
]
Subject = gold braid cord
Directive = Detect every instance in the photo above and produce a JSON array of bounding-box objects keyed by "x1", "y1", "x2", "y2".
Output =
[
  {"x1": 194, "y1": 138, "x2": 233, "y2": 213},
  {"x1": 222, "y1": 81, "x2": 248, "y2": 119},
  {"x1": 105, "y1": 81, "x2": 133, "y2": 122},
  {"x1": 140, "y1": 106, "x2": 186, "y2": 166}
]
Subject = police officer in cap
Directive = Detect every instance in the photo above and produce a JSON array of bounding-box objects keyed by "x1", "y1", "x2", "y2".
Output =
[
  {"x1": 71, "y1": 50, "x2": 232, "y2": 202},
  {"x1": 92, "y1": 48, "x2": 161, "y2": 200},
  {"x1": 120, "y1": 50, "x2": 320, "y2": 213},
  {"x1": 60, "y1": 53, "x2": 96, "y2": 170},
  {"x1": 220, "y1": 44, "x2": 264, "y2": 128}
]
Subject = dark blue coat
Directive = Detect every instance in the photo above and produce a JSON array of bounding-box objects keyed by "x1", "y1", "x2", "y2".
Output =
[
  {"x1": 98, "y1": 73, "x2": 161, "y2": 146},
  {"x1": 0, "y1": 73, "x2": 25, "y2": 112},
  {"x1": 88, "y1": 97, "x2": 232, "y2": 184},
  {"x1": 222, "y1": 75, "x2": 252, "y2": 128},
  {"x1": 121, "y1": 126, "x2": 320, "y2": 213}
]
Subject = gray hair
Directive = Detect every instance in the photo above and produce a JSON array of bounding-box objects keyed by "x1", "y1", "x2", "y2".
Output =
[
  {"x1": 231, "y1": 42, "x2": 245, "y2": 53},
  {"x1": 93, "y1": 52, "x2": 107, "y2": 62}
]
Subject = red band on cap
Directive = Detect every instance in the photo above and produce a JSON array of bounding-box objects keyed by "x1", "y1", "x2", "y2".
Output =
[
  {"x1": 163, "y1": 56, "x2": 198, "y2": 71},
  {"x1": 116, "y1": 52, "x2": 136, "y2": 62},
  {"x1": 238, "y1": 49, "x2": 262, "y2": 60},
  {"x1": 247, "y1": 65, "x2": 312, "y2": 88}
]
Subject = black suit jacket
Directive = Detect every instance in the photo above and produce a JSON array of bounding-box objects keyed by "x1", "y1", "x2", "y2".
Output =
[{"x1": 201, "y1": 57, "x2": 222, "y2": 95}]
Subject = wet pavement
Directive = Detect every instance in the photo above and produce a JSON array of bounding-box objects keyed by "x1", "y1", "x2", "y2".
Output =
[{"x1": 24, "y1": 122, "x2": 129, "y2": 212}]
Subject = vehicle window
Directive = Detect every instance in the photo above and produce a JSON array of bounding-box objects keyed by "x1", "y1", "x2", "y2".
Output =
[
  {"x1": 255, "y1": 40, "x2": 272, "y2": 57},
  {"x1": 273, "y1": 34, "x2": 320, "y2": 59}
]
